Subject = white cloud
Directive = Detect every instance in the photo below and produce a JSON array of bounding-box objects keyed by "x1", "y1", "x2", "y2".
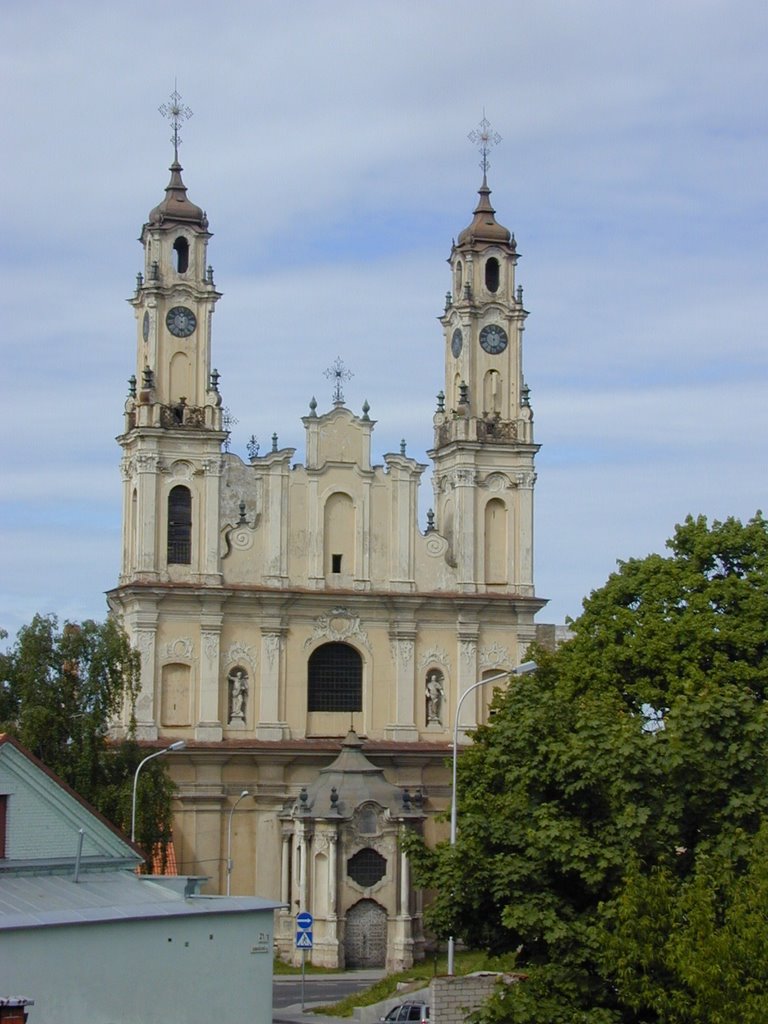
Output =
[{"x1": 1, "y1": 0, "x2": 766, "y2": 631}]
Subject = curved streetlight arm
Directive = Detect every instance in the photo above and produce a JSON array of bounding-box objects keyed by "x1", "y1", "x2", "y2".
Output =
[
  {"x1": 131, "y1": 741, "x2": 186, "y2": 843},
  {"x1": 447, "y1": 661, "x2": 536, "y2": 975},
  {"x1": 226, "y1": 790, "x2": 250, "y2": 896}
]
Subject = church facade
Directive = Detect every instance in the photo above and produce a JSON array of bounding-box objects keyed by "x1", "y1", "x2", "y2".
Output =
[{"x1": 107, "y1": 124, "x2": 544, "y2": 969}]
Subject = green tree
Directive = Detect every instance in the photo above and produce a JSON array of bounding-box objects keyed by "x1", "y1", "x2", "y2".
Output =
[
  {"x1": 404, "y1": 512, "x2": 768, "y2": 1023},
  {"x1": 607, "y1": 823, "x2": 768, "y2": 1024},
  {"x1": 0, "y1": 613, "x2": 175, "y2": 864}
]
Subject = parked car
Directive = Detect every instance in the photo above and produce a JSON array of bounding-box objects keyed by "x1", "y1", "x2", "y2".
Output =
[{"x1": 380, "y1": 1002, "x2": 430, "y2": 1023}]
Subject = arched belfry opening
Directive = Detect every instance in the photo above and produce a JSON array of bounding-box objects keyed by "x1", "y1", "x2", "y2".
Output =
[
  {"x1": 167, "y1": 485, "x2": 192, "y2": 564},
  {"x1": 173, "y1": 236, "x2": 189, "y2": 274},
  {"x1": 485, "y1": 256, "x2": 500, "y2": 293}
]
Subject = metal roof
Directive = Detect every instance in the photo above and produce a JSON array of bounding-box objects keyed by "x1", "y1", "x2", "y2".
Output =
[{"x1": 0, "y1": 870, "x2": 282, "y2": 932}]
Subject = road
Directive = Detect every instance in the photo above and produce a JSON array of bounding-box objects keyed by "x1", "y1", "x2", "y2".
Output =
[
  {"x1": 273, "y1": 971, "x2": 387, "y2": 1024},
  {"x1": 273, "y1": 975, "x2": 376, "y2": 1009}
]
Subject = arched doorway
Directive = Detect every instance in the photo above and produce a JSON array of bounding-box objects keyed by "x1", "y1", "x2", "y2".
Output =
[{"x1": 345, "y1": 899, "x2": 387, "y2": 968}]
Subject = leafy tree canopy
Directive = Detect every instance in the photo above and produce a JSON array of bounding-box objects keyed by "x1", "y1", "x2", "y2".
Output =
[
  {"x1": 404, "y1": 513, "x2": 768, "y2": 1023},
  {"x1": 0, "y1": 613, "x2": 174, "y2": 864}
]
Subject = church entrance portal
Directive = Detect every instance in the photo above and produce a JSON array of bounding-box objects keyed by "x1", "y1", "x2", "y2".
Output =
[{"x1": 345, "y1": 899, "x2": 387, "y2": 968}]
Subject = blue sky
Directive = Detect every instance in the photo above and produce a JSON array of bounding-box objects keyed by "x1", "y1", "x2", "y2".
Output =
[{"x1": 1, "y1": 0, "x2": 766, "y2": 637}]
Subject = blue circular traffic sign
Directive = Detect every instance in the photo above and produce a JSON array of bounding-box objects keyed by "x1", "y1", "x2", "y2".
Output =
[{"x1": 296, "y1": 911, "x2": 313, "y2": 930}]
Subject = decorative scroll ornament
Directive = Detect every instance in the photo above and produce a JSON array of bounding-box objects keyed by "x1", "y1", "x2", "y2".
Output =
[
  {"x1": 419, "y1": 647, "x2": 450, "y2": 670},
  {"x1": 460, "y1": 639, "x2": 478, "y2": 666},
  {"x1": 479, "y1": 642, "x2": 513, "y2": 670},
  {"x1": 425, "y1": 533, "x2": 448, "y2": 558},
  {"x1": 170, "y1": 460, "x2": 194, "y2": 480},
  {"x1": 202, "y1": 632, "x2": 219, "y2": 663},
  {"x1": 304, "y1": 607, "x2": 371, "y2": 651},
  {"x1": 484, "y1": 472, "x2": 511, "y2": 493},
  {"x1": 165, "y1": 637, "x2": 194, "y2": 661},
  {"x1": 225, "y1": 642, "x2": 257, "y2": 670},
  {"x1": 390, "y1": 639, "x2": 414, "y2": 670},
  {"x1": 264, "y1": 633, "x2": 282, "y2": 669}
]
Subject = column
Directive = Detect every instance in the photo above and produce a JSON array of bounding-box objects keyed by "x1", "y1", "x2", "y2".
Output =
[
  {"x1": 280, "y1": 833, "x2": 291, "y2": 906},
  {"x1": 457, "y1": 627, "x2": 479, "y2": 733},
  {"x1": 386, "y1": 626, "x2": 418, "y2": 742},
  {"x1": 197, "y1": 609, "x2": 223, "y2": 741},
  {"x1": 257, "y1": 626, "x2": 287, "y2": 740}
]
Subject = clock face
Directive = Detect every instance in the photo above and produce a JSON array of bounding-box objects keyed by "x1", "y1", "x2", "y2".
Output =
[
  {"x1": 142, "y1": 311, "x2": 150, "y2": 342},
  {"x1": 451, "y1": 328, "x2": 463, "y2": 358},
  {"x1": 166, "y1": 306, "x2": 197, "y2": 338},
  {"x1": 479, "y1": 324, "x2": 508, "y2": 355}
]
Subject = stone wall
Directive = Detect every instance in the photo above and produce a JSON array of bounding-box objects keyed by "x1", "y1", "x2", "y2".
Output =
[{"x1": 429, "y1": 972, "x2": 520, "y2": 1024}]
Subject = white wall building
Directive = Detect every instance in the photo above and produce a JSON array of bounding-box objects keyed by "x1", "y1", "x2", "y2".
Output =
[{"x1": 0, "y1": 735, "x2": 279, "y2": 1024}]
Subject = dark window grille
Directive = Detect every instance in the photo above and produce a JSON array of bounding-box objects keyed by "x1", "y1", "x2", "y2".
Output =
[
  {"x1": 168, "y1": 485, "x2": 192, "y2": 564},
  {"x1": 347, "y1": 847, "x2": 386, "y2": 888},
  {"x1": 307, "y1": 642, "x2": 362, "y2": 712}
]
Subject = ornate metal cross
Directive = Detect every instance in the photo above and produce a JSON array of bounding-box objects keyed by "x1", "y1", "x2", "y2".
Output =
[
  {"x1": 468, "y1": 112, "x2": 501, "y2": 176},
  {"x1": 159, "y1": 86, "x2": 193, "y2": 161},
  {"x1": 324, "y1": 357, "x2": 353, "y2": 406}
]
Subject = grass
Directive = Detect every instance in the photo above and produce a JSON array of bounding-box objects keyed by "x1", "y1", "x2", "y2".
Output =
[
  {"x1": 274, "y1": 956, "x2": 341, "y2": 975},
  {"x1": 310, "y1": 950, "x2": 518, "y2": 1017}
]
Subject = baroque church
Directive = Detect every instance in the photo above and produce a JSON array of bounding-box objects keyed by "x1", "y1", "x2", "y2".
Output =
[{"x1": 108, "y1": 108, "x2": 545, "y2": 970}]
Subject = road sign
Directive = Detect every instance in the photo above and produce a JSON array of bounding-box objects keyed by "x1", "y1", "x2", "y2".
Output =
[
  {"x1": 296, "y1": 930, "x2": 313, "y2": 948},
  {"x1": 296, "y1": 911, "x2": 313, "y2": 930}
]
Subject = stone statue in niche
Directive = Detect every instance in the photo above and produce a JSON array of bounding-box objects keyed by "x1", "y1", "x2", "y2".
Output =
[
  {"x1": 228, "y1": 667, "x2": 249, "y2": 723},
  {"x1": 425, "y1": 670, "x2": 445, "y2": 725}
]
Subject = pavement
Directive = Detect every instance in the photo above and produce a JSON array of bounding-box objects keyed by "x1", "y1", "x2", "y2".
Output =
[{"x1": 273, "y1": 970, "x2": 387, "y2": 1024}]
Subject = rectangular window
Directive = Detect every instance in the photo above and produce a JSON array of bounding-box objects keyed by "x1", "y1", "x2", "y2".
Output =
[{"x1": 331, "y1": 554, "x2": 342, "y2": 574}]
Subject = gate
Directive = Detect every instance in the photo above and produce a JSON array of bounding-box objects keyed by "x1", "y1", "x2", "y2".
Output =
[{"x1": 344, "y1": 899, "x2": 387, "y2": 968}]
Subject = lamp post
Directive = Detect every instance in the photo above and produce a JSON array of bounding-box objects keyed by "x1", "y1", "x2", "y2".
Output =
[
  {"x1": 226, "y1": 789, "x2": 250, "y2": 896},
  {"x1": 130, "y1": 740, "x2": 186, "y2": 844},
  {"x1": 446, "y1": 661, "x2": 537, "y2": 976}
]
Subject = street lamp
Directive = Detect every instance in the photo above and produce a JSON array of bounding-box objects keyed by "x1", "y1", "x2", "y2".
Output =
[
  {"x1": 446, "y1": 661, "x2": 537, "y2": 976},
  {"x1": 130, "y1": 740, "x2": 186, "y2": 844},
  {"x1": 226, "y1": 789, "x2": 250, "y2": 896}
]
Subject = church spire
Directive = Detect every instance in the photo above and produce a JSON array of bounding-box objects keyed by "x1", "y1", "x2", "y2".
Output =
[
  {"x1": 148, "y1": 88, "x2": 207, "y2": 229},
  {"x1": 457, "y1": 114, "x2": 512, "y2": 248}
]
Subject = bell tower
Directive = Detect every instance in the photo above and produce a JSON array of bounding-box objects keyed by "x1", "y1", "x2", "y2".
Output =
[
  {"x1": 430, "y1": 117, "x2": 538, "y2": 594},
  {"x1": 118, "y1": 91, "x2": 226, "y2": 588}
]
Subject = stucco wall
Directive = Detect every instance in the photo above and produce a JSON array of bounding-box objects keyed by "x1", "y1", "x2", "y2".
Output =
[{"x1": 0, "y1": 908, "x2": 273, "y2": 1024}]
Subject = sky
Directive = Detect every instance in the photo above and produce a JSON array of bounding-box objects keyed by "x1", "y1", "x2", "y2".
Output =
[{"x1": 1, "y1": 0, "x2": 766, "y2": 639}]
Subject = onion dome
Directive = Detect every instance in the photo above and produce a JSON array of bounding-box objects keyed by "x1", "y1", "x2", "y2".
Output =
[
  {"x1": 456, "y1": 175, "x2": 512, "y2": 248},
  {"x1": 147, "y1": 161, "x2": 207, "y2": 230}
]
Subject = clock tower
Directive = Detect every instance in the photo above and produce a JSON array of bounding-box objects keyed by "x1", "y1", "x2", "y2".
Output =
[
  {"x1": 117, "y1": 95, "x2": 226, "y2": 737},
  {"x1": 430, "y1": 117, "x2": 538, "y2": 594}
]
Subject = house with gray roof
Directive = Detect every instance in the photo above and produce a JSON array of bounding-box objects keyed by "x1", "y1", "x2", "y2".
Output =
[{"x1": 0, "y1": 735, "x2": 280, "y2": 1023}]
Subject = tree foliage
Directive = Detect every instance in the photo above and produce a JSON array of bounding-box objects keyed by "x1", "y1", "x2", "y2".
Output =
[
  {"x1": 405, "y1": 513, "x2": 768, "y2": 1022},
  {"x1": 0, "y1": 613, "x2": 175, "y2": 863}
]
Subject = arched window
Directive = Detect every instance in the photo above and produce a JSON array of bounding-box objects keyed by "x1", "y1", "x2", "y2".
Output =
[
  {"x1": 173, "y1": 236, "x2": 189, "y2": 274},
  {"x1": 307, "y1": 642, "x2": 362, "y2": 712},
  {"x1": 485, "y1": 257, "x2": 500, "y2": 293},
  {"x1": 484, "y1": 498, "x2": 507, "y2": 584},
  {"x1": 324, "y1": 492, "x2": 354, "y2": 579},
  {"x1": 167, "y1": 485, "x2": 192, "y2": 564},
  {"x1": 455, "y1": 260, "x2": 463, "y2": 293},
  {"x1": 483, "y1": 369, "x2": 502, "y2": 415}
]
